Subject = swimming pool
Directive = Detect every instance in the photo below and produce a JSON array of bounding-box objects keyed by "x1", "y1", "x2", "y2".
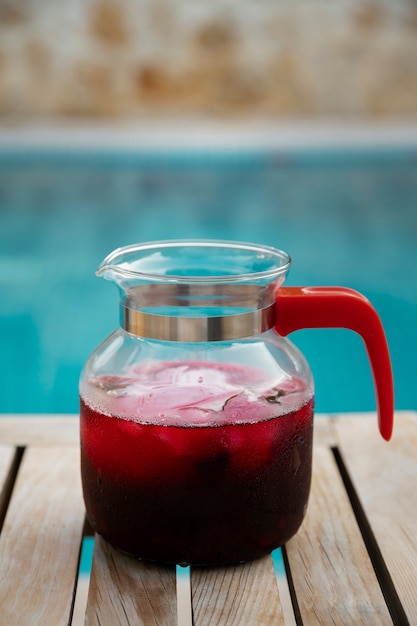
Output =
[{"x1": 0, "y1": 132, "x2": 416, "y2": 416}]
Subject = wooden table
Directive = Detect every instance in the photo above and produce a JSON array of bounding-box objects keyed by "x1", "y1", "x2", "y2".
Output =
[{"x1": 0, "y1": 411, "x2": 416, "y2": 625}]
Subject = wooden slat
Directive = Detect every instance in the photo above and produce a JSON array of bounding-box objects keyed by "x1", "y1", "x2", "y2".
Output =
[
  {"x1": 0, "y1": 415, "x2": 79, "y2": 446},
  {"x1": 0, "y1": 444, "x2": 17, "y2": 493},
  {"x1": 0, "y1": 445, "x2": 16, "y2": 482},
  {"x1": 191, "y1": 554, "x2": 284, "y2": 625},
  {"x1": 86, "y1": 535, "x2": 177, "y2": 625},
  {"x1": 285, "y1": 444, "x2": 392, "y2": 625},
  {"x1": 312, "y1": 414, "x2": 338, "y2": 448},
  {"x1": 0, "y1": 445, "x2": 85, "y2": 625},
  {"x1": 333, "y1": 411, "x2": 417, "y2": 625}
]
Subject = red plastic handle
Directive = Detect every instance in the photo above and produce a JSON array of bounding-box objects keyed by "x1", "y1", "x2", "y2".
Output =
[{"x1": 275, "y1": 287, "x2": 394, "y2": 441}]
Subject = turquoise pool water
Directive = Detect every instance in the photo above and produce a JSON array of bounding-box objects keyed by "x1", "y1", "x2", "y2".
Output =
[{"x1": 0, "y1": 147, "x2": 416, "y2": 415}]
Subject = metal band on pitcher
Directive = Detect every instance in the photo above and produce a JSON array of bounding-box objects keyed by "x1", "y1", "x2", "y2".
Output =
[{"x1": 121, "y1": 303, "x2": 276, "y2": 342}]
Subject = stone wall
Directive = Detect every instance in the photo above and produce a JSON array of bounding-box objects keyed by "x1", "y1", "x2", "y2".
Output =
[{"x1": 0, "y1": 0, "x2": 416, "y2": 120}]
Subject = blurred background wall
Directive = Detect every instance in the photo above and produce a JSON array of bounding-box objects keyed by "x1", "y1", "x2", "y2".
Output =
[{"x1": 0, "y1": 0, "x2": 416, "y2": 122}]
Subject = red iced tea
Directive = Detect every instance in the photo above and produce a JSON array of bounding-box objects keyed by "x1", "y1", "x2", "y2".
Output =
[{"x1": 80, "y1": 361, "x2": 314, "y2": 565}]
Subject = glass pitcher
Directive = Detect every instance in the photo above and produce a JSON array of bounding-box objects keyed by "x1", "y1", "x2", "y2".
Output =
[{"x1": 79, "y1": 240, "x2": 393, "y2": 566}]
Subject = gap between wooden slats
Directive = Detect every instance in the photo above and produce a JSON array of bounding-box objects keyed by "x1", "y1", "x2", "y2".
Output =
[
  {"x1": 85, "y1": 535, "x2": 177, "y2": 625},
  {"x1": 191, "y1": 554, "x2": 284, "y2": 625},
  {"x1": 0, "y1": 445, "x2": 85, "y2": 626},
  {"x1": 333, "y1": 411, "x2": 417, "y2": 625},
  {"x1": 285, "y1": 444, "x2": 393, "y2": 625},
  {"x1": 0, "y1": 444, "x2": 20, "y2": 531}
]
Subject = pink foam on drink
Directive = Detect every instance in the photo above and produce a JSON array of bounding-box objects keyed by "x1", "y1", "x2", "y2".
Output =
[{"x1": 83, "y1": 360, "x2": 310, "y2": 427}]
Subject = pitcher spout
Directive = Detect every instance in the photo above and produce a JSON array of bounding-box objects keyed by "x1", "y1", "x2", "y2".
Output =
[{"x1": 96, "y1": 244, "x2": 141, "y2": 283}]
